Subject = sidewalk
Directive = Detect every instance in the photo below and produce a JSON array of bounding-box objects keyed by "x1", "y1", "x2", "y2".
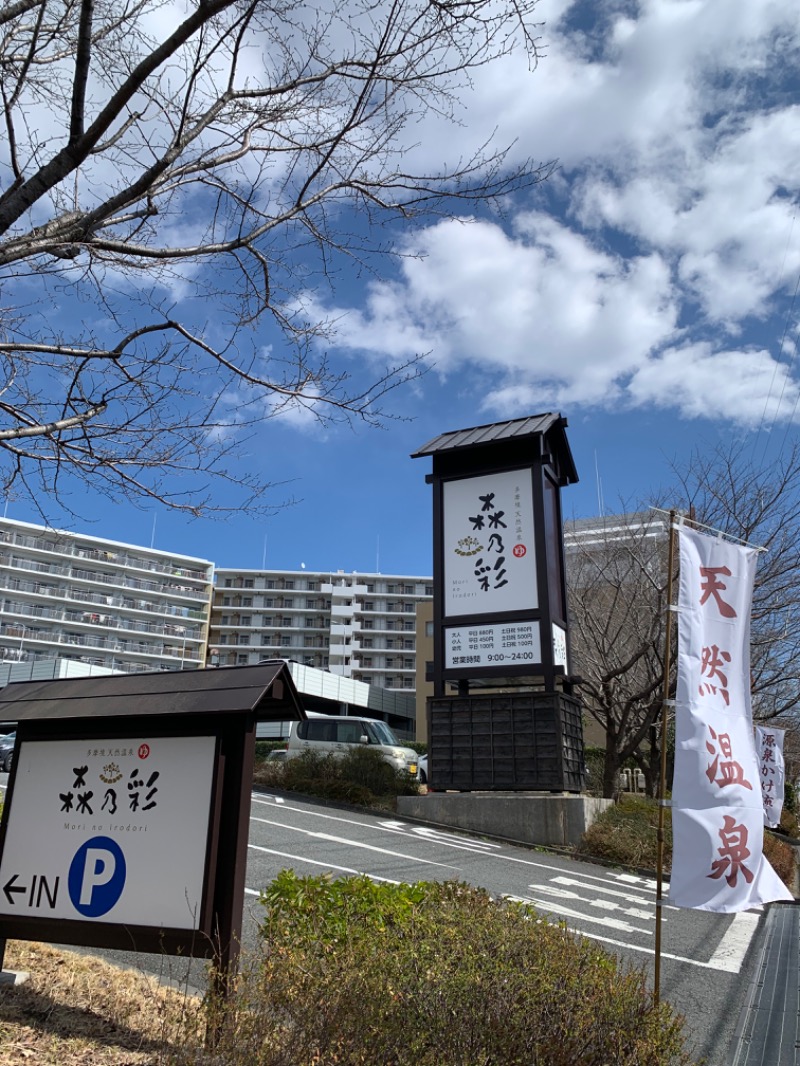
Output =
[{"x1": 732, "y1": 902, "x2": 800, "y2": 1065}]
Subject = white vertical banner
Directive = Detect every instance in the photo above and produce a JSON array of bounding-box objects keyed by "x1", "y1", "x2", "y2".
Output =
[
  {"x1": 669, "y1": 525, "x2": 792, "y2": 911},
  {"x1": 755, "y1": 725, "x2": 786, "y2": 829}
]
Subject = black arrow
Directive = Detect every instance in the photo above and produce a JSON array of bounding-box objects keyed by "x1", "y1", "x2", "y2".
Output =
[{"x1": 3, "y1": 874, "x2": 26, "y2": 905}]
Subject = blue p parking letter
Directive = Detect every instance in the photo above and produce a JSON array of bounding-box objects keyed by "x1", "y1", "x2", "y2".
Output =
[{"x1": 68, "y1": 836, "x2": 126, "y2": 917}]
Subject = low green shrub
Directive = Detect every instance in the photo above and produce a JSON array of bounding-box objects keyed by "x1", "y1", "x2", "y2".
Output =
[
  {"x1": 577, "y1": 794, "x2": 671, "y2": 870},
  {"x1": 187, "y1": 872, "x2": 691, "y2": 1066},
  {"x1": 252, "y1": 747, "x2": 419, "y2": 806},
  {"x1": 764, "y1": 830, "x2": 797, "y2": 887}
]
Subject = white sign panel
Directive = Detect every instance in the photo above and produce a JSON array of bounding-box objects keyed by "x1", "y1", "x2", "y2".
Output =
[
  {"x1": 445, "y1": 622, "x2": 541, "y2": 669},
  {"x1": 755, "y1": 725, "x2": 785, "y2": 829},
  {"x1": 552, "y1": 624, "x2": 568, "y2": 670},
  {"x1": 443, "y1": 470, "x2": 537, "y2": 617},
  {"x1": 0, "y1": 735, "x2": 216, "y2": 928}
]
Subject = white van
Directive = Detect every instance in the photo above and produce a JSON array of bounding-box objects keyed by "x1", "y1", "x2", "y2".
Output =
[{"x1": 287, "y1": 712, "x2": 419, "y2": 777}]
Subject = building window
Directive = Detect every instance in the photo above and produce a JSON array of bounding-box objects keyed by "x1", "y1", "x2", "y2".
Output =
[
  {"x1": 425, "y1": 585, "x2": 433, "y2": 596},
  {"x1": 363, "y1": 620, "x2": 373, "y2": 630},
  {"x1": 305, "y1": 598, "x2": 315, "y2": 609},
  {"x1": 282, "y1": 616, "x2": 291, "y2": 626},
  {"x1": 367, "y1": 584, "x2": 375, "y2": 593},
  {"x1": 305, "y1": 617, "x2": 315, "y2": 627},
  {"x1": 266, "y1": 580, "x2": 275, "y2": 589},
  {"x1": 403, "y1": 603, "x2": 414, "y2": 612},
  {"x1": 240, "y1": 617, "x2": 250, "y2": 626},
  {"x1": 385, "y1": 677, "x2": 394, "y2": 688},
  {"x1": 220, "y1": 615, "x2": 230, "y2": 625},
  {"x1": 284, "y1": 580, "x2": 294, "y2": 590},
  {"x1": 244, "y1": 579, "x2": 254, "y2": 588},
  {"x1": 403, "y1": 621, "x2": 414, "y2": 631},
  {"x1": 261, "y1": 635, "x2": 271, "y2": 645},
  {"x1": 362, "y1": 638, "x2": 373, "y2": 649},
  {"x1": 386, "y1": 657, "x2": 394, "y2": 667},
  {"x1": 281, "y1": 636, "x2": 291, "y2": 646},
  {"x1": 403, "y1": 678, "x2": 413, "y2": 689},
  {"x1": 265, "y1": 598, "x2": 274, "y2": 608},
  {"x1": 386, "y1": 639, "x2": 394, "y2": 649},
  {"x1": 363, "y1": 657, "x2": 373, "y2": 667},
  {"x1": 242, "y1": 597, "x2": 252, "y2": 607},
  {"x1": 387, "y1": 584, "x2": 395, "y2": 593},
  {"x1": 425, "y1": 621, "x2": 434, "y2": 636},
  {"x1": 364, "y1": 601, "x2": 374, "y2": 611},
  {"x1": 239, "y1": 634, "x2": 250, "y2": 645},
  {"x1": 219, "y1": 635, "x2": 227, "y2": 645},
  {"x1": 223, "y1": 596, "x2": 231, "y2": 606},
  {"x1": 237, "y1": 654, "x2": 248, "y2": 664},
  {"x1": 403, "y1": 585, "x2": 413, "y2": 594},
  {"x1": 224, "y1": 579, "x2": 232, "y2": 588},
  {"x1": 404, "y1": 640, "x2": 414, "y2": 650}
]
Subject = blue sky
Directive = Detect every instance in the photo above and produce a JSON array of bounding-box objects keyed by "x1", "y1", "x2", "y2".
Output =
[{"x1": 5, "y1": 0, "x2": 800, "y2": 577}]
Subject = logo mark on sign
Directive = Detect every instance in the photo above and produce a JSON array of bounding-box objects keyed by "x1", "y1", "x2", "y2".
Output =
[
  {"x1": 138, "y1": 743, "x2": 150, "y2": 759},
  {"x1": 68, "y1": 836, "x2": 126, "y2": 917},
  {"x1": 512, "y1": 544, "x2": 527, "y2": 558}
]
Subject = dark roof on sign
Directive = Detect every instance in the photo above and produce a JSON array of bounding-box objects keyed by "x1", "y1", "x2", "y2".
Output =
[
  {"x1": 411, "y1": 413, "x2": 578, "y2": 483},
  {"x1": 0, "y1": 662, "x2": 305, "y2": 723}
]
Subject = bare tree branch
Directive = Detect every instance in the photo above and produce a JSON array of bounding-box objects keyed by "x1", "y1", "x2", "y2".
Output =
[{"x1": 0, "y1": 0, "x2": 551, "y2": 515}]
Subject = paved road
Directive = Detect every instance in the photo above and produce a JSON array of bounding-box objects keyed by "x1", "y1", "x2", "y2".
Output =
[
  {"x1": 245, "y1": 790, "x2": 760, "y2": 1065},
  {"x1": 0, "y1": 778, "x2": 766, "y2": 1064}
]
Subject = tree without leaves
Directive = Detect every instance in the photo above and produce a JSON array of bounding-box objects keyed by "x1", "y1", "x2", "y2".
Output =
[
  {"x1": 568, "y1": 442, "x2": 800, "y2": 798},
  {"x1": 565, "y1": 511, "x2": 670, "y2": 799},
  {"x1": 0, "y1": 0, "x2": 553, "y2": 517}
]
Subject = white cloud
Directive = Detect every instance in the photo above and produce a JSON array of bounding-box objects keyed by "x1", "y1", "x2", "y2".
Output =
[
  {"x1": 302, "y1": 0, "x2": 800, "y2": 428},
  {"x1": 627, "y1": 343, "x2": 800, "y2": 425}
]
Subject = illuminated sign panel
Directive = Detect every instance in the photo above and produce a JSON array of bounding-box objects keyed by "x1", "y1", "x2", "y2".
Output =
[
  {"x1": 443, "y1": 470, "x2": 537, "y2": 618},
  {"x1": 445, "y1": 621, "x2": 541, "y2": 669}
]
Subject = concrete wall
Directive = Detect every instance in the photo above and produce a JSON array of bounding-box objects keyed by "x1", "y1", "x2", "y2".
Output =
[{"x1": 396, "y1": 792, "x2": 613, "y2": 848}]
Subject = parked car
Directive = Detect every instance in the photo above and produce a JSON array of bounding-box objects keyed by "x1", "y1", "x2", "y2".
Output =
[
  {"x1": 417, "y1": 753, "x2": 428, "y2": 784},
  {"x1": 0, "y1": 732, "x2": 16, "y2": 773},
  {"x1": 266, "y1": 748, "x2": 288, "y2": 764},
  {"x1": 287, "y1": 713, "x2": 418, "y2": 777}
]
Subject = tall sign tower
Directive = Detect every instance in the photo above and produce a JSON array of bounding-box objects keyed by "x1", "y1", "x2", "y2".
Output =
[{"x1": 412, "y1": 413, "x2": 584, "y2": 792}]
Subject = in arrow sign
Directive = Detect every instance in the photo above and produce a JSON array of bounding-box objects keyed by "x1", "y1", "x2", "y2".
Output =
[{"x1": 3, "y1": 874, "x2": 26, "y2": 905}]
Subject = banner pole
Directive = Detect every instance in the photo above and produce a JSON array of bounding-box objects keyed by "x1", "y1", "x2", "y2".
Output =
[{"x1": 654, "y1": 509, "x2": 677, "y2": 1006}]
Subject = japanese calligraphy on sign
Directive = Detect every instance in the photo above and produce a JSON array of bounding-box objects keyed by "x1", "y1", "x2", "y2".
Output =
[
  {"x1": 669, "y1": 525, "x2": 791, "y2": 911},
  {"x1": 0, "y1": 735, "x2": 216, "y2": 927},
  {"x1": 755, "y1": 725, "x2": 785, "y2": 829},
  {"x1": 443, "y1": 470, "x2": 537, "y2": 617}
]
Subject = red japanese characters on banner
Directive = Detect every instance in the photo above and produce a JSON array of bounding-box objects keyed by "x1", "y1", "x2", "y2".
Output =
[
  {"x1": 755, "y1": 725, "x2": 786, "y2": 830},
  {"x1": 669, "y1": 525, "x2": 791, "y2": 912}
]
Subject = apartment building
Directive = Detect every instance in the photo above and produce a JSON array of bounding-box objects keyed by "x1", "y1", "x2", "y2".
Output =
[
  {"x1": 0, "y1": 518, "x2": 213, "y2": 673},
  {"x1": 210, "y1": 569, "x2": 433, "y2": 693}
]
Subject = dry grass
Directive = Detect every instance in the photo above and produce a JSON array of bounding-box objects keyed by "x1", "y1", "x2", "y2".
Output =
[{"x1": 0, "y1": 941, "x2": 203, "y2": 1066}]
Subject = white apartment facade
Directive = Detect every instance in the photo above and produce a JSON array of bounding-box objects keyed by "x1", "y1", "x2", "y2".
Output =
[
  {"x1": 0, "y1": 518, "x2": 213, "y2": 673},
  {"x1": 210, "y1": 569, "x2": 433, "y2": 694}
]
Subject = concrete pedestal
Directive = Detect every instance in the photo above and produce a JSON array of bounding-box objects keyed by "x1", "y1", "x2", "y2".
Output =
[{"x1": 395, "y1": 792, "x2": 612, "y2": 849}]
